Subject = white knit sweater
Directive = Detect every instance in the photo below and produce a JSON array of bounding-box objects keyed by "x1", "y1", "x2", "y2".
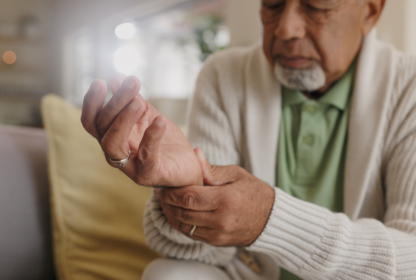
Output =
[{"x1": 143, "y1": 30, "x2": 416, "y2": 279}]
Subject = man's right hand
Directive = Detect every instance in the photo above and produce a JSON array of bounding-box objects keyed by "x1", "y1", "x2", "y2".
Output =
[{"x1": 81, "y1": 73, "x2": 203, "y2": 187}]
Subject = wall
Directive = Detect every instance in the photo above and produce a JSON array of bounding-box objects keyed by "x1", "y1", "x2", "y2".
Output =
[
  {"x1": 374, "y1": 0, "x2": 416, "y2": 54},
  {"x1": 402, "y1": 0, "x2": 416, "y2": 54},
  {"x1": 48, "y1": 0, "x2": 150, "y2": 95},
  {"x1": 49, "y1": 0, "x2": 202, "y2": 96},
  {"x1": 226, "y1": 0, "x2": 261, "y2": 47},
  {"x1": 0, "y1": 0, "x2": 51, "y2": 88},
  {"x1": 0, "y1": 0, "x2": 52, "y2": 126}
]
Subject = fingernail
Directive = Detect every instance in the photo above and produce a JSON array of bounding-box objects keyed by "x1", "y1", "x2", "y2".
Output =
[
  {"x1": 91, "y1": 80, "x2": 101, "y2": 92},
  {"x1": 155, "y1": 117, "x2": 165, "y2": 126},
  {"x1": 123, "y1": 76, "x2": 136, "y2": 90},
  {"x1": 130, "y1": 100, "x2": 141, "y2": 111}
]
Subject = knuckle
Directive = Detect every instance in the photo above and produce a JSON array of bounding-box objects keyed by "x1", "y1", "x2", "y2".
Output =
[
  {"x1": 160, "y1": 202, "x2": 170, "y2": 214},
  {"x1": 221, "y1": 194, "x2": 232, "y2": 206},
  {"x1": 96, "y1": 114, "x2": 110, "y2": 134},
  {"x1": 180, "y1": 210, "x2": 191, "y2": 222},
  {"x1": 169, "y1": 191, "x2": 182, "y2": 205},
  {"x1": 170, "y1": 207, "x2": 190, "y2": 222},
  {"x1": 170, "y1": 207, "x2": 181, "y2": 219},
  {"x1": 138, "y1": 146, "x2": 153, "y2": 162},
  {"x1": 165, "y1": 216, "x2": 178, "y2": 230},
  {"x1": 158, "y1": 189, "x2": 179, "y2": 204},
  {"x1": 217, "y1": 220, "x2": 228, "y2": 231},
  {"x1": 181, "y1": 193, "x2": 196, "y2": 209},
  {"x1": 100, "y1": 137, "x2": 118, "y2": 156},
  {"x1": 216, "y1": 216, "x2": 232, "y2": 232},
  {"x1": 100, "y1": 137, "x2": 111, "y2": 151},
  {"x1": 235, "y1": 165, "x2": 245, "y2": 173},
  {"x1": 209, "y1": 233, "x2": 226, "y2": 247},
  {"x1": 177, "y1": 222, "x2": 188, "y2": 234}
]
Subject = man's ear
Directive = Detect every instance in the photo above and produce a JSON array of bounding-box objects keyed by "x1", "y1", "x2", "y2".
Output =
[{"x1": 361, "y1": 0, "x2": 386, "y2": 35}]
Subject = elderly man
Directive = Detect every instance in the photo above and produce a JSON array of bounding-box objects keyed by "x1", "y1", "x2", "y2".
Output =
[{"x1": 81, "y1": 0, "x2": 416, "y2": 279}]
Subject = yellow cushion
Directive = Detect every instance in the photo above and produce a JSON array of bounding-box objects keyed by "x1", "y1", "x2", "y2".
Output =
[{"x1": 41, "y1": 94, "x2": 159, "y2": 280}]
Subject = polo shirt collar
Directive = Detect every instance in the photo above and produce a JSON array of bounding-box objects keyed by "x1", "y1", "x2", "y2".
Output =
[{"x1": 282, "y1": 59, "x2": 356, "y2": 111}]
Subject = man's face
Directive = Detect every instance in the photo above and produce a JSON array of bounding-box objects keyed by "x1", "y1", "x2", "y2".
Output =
[{"x1": 261, "y1": 0, "x2": 371, "y2": 92}]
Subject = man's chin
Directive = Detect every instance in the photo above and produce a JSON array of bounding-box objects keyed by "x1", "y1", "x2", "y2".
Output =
[{"x1": 273, "y1": 61, "x2": 326, "y2": 92}]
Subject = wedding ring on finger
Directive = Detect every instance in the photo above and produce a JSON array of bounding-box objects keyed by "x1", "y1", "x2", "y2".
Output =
[
  {"x1": 189, "y1": 225, "x2": 197, "y2": 237},
  {"x1": 108, "y1": 150, "x2": 131, "y2": 168}
]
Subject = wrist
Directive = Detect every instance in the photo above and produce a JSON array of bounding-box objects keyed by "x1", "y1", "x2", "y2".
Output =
[{"x1": 245, "y1": 184, "x2": 276, "y2": 246}]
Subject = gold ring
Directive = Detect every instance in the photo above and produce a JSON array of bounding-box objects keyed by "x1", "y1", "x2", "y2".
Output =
[
  {"x1": 189, "y1": 225, "x2": 197, "y2": 237},
  {"x1": 109, "y1": 150, "x2": 131, "y2": 168}
]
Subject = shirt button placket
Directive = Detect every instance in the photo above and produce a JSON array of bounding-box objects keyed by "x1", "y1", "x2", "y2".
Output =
[
  {"x1": 304, "y1": 105, "x2": 316, "y2": 115},
  {"x1": 303, "y1": 135, "x2": 315, "y2": 145}
]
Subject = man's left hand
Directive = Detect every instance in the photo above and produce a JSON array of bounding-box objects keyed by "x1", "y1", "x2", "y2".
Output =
[{"x1": 155, "y1": 148, "x2": 275, "y2": 247}]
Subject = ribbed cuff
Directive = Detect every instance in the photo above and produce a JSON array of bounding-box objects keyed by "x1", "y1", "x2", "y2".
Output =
[
  {"x1": 143, "y1": 190, "x2": 237, "y2": 266},
  {"x1": 247, "y1": 188, "x2": 331, "y2": 272}
]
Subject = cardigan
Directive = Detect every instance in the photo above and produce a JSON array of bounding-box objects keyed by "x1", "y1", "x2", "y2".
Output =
[{"x1": 143, "y1": 29, "x2": 416, "y2": 279}]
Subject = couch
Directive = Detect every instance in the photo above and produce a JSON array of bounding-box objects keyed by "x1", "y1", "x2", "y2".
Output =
[
  {"x1": 0, "y1": 124, "x2": 57, "y2": 279},
  {"x1": 0, "y1": 95, "x2": 159, "y2": 280}
]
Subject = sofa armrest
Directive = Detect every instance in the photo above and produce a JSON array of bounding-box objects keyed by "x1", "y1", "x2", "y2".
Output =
[{"x1": 0, "y1": 124, "x2": 56, "y2": 280}]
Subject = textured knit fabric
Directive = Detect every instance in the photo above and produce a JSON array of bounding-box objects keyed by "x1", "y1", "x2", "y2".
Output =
[{"x1": 143, "y1": 29, "x2": 416, "y2": 279}]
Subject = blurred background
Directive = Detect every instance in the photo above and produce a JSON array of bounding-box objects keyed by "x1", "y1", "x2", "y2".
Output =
[{"x1": 0, "y1": 0, "x2": 415, "y2": 127}]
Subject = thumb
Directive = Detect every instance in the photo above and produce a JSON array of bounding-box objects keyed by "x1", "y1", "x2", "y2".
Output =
[
  {"x1": 194, "y1": 147, "x2": 239, "y2": 186},
  {"x1": 137, "y1": 115, "x2": 166, "y2": 181}
]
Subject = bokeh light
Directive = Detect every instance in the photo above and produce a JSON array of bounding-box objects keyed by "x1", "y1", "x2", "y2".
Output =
[
  {"x1": 115, "y1": 23, "x2": 136, "y2": 40},
  {"x1": 215, "y1": 26, "x2": 230, "y2": 48},
  {"x1": 113, "y1": 45, "x2": 142, "y2": 74},
  {"x1": 3, "y1": 50, "x2": 17, "y2": 65}
]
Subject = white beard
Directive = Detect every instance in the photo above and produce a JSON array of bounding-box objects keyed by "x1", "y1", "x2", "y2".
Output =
[{"x1": 274, "y1": 60, "x2": 326, "y2": 92}]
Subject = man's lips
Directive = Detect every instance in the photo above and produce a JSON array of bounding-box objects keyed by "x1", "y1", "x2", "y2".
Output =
[{"x1": 276, "y1": 56, "x2": 314, "y2": 68}]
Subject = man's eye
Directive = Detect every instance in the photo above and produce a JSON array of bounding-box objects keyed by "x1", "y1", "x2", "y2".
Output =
[
  {"x1": 263, "y1": 2, "x2": 284, "y2": 9},
  {"x1": 304, "y1": 4, "x2": 323, "y2": 12}
]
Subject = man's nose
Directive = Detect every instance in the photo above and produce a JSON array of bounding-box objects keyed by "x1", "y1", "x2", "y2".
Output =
[{"x1": 274, "y1": 3, "x2": 306, "y2": 41}]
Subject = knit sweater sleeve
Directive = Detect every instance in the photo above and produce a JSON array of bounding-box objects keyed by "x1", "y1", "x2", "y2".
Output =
[
  {"x1": 143, "y1": 51, "x2": 244, "y2": 265},
  {"x1": 247, "y1": 57, "x2": 416, "y2": 280},
  {"x1": 143, "y1": 189, "x2": 236, "y2": 266}
]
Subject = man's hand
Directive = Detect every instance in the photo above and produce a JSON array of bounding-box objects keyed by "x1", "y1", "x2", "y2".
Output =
[
  {"x1": 156, "y1": 148, "x2": 275, "y2": 247},
  {"x1": 81, "y1": 74, "x2": 203, "y2": 187}
]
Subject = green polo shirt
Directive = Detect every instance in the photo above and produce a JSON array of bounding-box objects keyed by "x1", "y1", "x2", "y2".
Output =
[{"x1": 277, "y1": 62, "x2": 356, "y2": 280}]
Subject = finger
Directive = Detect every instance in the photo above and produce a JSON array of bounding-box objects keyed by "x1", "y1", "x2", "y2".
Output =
[
  {"x1": 164, "y1": 214, "x2": 212, "y2": 241},
  {"x1": 195, "y1": 147, "x2": 242, "y2": 186},
  {"x1": 161, "y1": 202, "x2": 214, "y2": 226},
  {"x1": 96, "y1": 75, "x2": 142, "y2": 137},
  {"x1": 81, "y1": 79, "x2": 108, "y2": 139},
  {"x1": 155, "y1": 186, "x2": 220, "y2": 211},
  {"x1": 110, "y1": 72, "x2": 127, "y2": 93},
  {"x1": 101, "y1": 98, "x2": 146, "y2": 161},
  {"x1": 137, "y1": 115, "x2": 166, "y2": 180}
]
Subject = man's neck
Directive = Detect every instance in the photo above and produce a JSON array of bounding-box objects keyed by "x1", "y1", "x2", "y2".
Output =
[{"x1": 302, "y1": 82, "x2": 334, "y2": 100}]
